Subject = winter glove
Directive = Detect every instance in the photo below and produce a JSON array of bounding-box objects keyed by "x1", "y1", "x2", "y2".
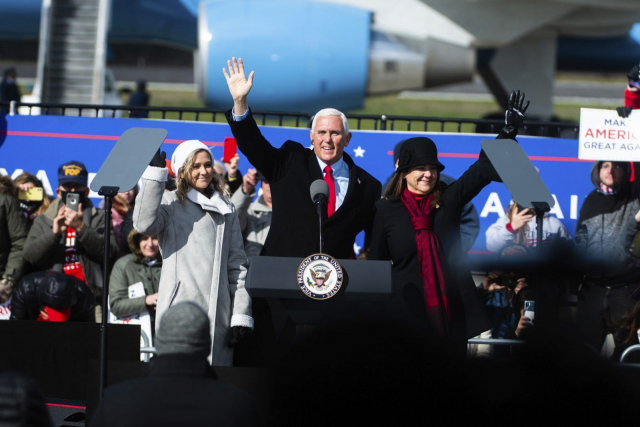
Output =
[
  {"x1": 617, "y1": 106, "x2": 633, "y2": 118},
  {"x1": 149, "y1": 149, "x2": 167, "y2": 168},
  {"x1": 628, "y1": 63, "x2": 640, "y2": 89},
  {"x1": 499, "y1": 90, "x2": 530, "y2": 139},
  {"x1": 229, "y1": 326, "x2": 250, "y2": 347},
  {"x1": 505, "y1": 90, "x2": 530, "y2": 129}
]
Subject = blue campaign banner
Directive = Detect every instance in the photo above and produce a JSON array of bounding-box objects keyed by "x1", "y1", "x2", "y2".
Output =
[{"x1": 0, "y1": 114, "x2": 595, "y2": 260}]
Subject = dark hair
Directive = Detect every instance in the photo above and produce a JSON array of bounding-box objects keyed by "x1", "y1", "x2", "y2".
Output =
[
  {"x1": 383, "y1": 169, "x2": 442, "y2": 208},
  {"x1": 0, "y1": 372, "x2": 52, "y2": 427},
  {"x1": 617, "y1": 300, "x2": 640, "y2": 345}
]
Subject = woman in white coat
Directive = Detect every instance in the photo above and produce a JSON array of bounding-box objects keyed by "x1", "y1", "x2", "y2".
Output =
[
  {"x1": 485, "y1": 203, "x2": 572, "y2": 255},
  {"x1": 133, "y1": 140, "x2": 253, "y2": 366}
]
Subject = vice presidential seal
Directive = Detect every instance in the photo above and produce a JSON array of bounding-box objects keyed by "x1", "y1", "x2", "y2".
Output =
[{"x1": 297, "y1": 253, "x2": 344, "y2": 300}]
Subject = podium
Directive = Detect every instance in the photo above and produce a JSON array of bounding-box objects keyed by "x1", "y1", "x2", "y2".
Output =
[{"x1": 245, "y1": 256, "x2": 393, "y2": 325}]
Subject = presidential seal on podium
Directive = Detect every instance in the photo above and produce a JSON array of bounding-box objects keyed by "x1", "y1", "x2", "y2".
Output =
[{"x1": 297, "y1": 253, "x2": 344, "y2": 300}]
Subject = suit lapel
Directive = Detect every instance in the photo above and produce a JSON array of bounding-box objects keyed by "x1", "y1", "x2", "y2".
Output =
[{"x1": 308, "y1": 150, "x2": 324, "y2": 181}]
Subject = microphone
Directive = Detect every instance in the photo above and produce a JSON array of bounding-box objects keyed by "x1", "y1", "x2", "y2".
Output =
[
  {"x1": 310, "y1": 179, "x2": 329, "y2": 205},
  {"x1": 310, "y1": 179, "x2": 329, "y2": 253}
]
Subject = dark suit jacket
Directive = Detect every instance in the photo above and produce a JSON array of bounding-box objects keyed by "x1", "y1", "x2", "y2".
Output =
[{"x1": 225, "y1": 109, "x2": 381, "y2": 259}]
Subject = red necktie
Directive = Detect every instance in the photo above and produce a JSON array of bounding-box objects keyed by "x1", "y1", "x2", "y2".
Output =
[{"x1": 324, "y1": 165, "x2": 336, "y2": 217}]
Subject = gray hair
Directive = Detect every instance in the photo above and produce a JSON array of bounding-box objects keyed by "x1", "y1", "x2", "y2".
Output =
[{"x1": 311, "y1": 108, "x2": 350, "y2": 135}]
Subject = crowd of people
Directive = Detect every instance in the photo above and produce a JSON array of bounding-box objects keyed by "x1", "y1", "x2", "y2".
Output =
[{"x1": 2, "y1": 58, "x2": 640, "y2": 424}]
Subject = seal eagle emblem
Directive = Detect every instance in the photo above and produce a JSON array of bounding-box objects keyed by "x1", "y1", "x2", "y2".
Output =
[{"x1": 297, "y1": 253, "x2": 344, "y2": 300}]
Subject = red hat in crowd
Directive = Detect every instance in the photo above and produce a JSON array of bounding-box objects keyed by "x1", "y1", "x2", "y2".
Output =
[{"x1": 43, "y1": 306, "x2": 71, "y2": 322}]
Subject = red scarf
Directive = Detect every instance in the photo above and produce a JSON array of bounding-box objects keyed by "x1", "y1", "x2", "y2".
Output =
[{"x1": 400, "y1": 187, "x2": 450, "y2": 336}]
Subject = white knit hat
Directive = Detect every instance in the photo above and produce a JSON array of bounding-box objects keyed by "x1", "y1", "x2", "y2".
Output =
[{"x1": 171, "y1": 140, "x2": 212, "y2": 173}]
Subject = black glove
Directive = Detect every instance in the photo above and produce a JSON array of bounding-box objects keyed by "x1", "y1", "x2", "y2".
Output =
[
  {"x1": 229, "y1": 326, "x2": 250, "y2": 347},
  {"x1": 505, "y1": 90, "x2": 530, "y2": 129},
  {"x1": 627, "y1": 64, "x2": 639, "y2": 83},
  {"x1": 617, "y1": 106, "x2": 633, "y2": 118},
  {"x1": 149, "y1": 149, "x2": 166, "y2": 168}
]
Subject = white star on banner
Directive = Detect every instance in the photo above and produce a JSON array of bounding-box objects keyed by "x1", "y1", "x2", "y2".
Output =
[
  {"x1": 353, "y1": 243, "x2": 361, "y2": 255},
  {"x1": 353, "y1": 146, "x2": 365, "y2": 157}
]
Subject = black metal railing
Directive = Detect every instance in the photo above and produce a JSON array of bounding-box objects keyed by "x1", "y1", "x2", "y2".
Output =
[{"x1": 2, "y1": 101, "x2": 580, "y2": 138}]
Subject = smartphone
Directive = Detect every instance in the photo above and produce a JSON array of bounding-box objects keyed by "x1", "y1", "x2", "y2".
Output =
[
  {"x1": 65, "y1": 193, "x2": 80, "y2": 211},
  {"x1": 524, "y1": 300, "x2": 535, "y2": 324},
  {"x1": 18, "y1": 187, "x2": 44, "y2": 202},
  {"x1": 222, "y1": 137, "x2": 237, "y2": 163}
]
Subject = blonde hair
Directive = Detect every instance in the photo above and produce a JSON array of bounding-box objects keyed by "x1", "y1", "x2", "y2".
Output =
[
  {"x1": 13, "y1": 172, "x2": 51, "y2": 217},
  {"x1": 175, "y1": 149, "x2": 227, "y2": 203},
  {"x1": 384, "y1": 170, "x2": 442, "y2": 208}
]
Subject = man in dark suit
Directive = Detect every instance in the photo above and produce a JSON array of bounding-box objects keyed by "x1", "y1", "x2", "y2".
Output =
[{"x1": 223, "y1": 57, "x2": 381, "y2": 259}]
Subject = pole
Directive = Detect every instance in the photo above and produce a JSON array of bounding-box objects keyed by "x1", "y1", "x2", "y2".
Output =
[
  {"x1": 98, "y1": 186, "x2": 118, "y2": 401},
  {"x1": 317, "y1": 202, "x2": 323, "y2": 253},
  {"x1": 531, "y1": 202, "x2": 550, "y2": 329}
]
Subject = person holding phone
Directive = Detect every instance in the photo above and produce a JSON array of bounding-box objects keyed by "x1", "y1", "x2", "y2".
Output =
[
  {"x1": 23, "y1": 161, "x2": 118, "y2": 322},
  {"x1": 0, "y1": 175, "x2": 29, "y2": 303},
  {"x1": 485, "y1": 201, "x2": 572, "y2": 255},
  {"x1": 133, "y1": 140, "x2": 253, "y2": 366},
  {"x1": 13, "y1": 172, "x2": 51, "y2": 226}
]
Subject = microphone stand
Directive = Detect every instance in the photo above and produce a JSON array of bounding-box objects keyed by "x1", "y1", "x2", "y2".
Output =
[{"x1": 314, "y1": 195, "x2": 327, "y2": 253}]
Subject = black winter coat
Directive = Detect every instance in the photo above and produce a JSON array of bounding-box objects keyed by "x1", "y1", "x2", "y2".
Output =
[
  {"x1": 226, "y1": 110, "x2": 381, "y2": 259},
  {"x1": 90, "y1": 354, "x2": 261, "y2": 427},
  {"x1": 10, "y1": 271, "x2": 95, "y2": 321},
  {"x1": 370, "y1": 142, "x2": 512, "y2": 339}
]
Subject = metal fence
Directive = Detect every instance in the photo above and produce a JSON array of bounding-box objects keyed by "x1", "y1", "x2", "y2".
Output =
[{"x1": 2, "y1": 100, "x2": 580, "y2": 138}]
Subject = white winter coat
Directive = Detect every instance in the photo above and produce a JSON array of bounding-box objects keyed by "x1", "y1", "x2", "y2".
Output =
[
  {"x1": 230, "y1": 186, "x2": 272, "y2": 258},
  {"x1": 133, "y1": 166, "x2": 252, "y2": 366},
  {"x1": 485, "y1": 213, "x2": 572, "y2": 254}
]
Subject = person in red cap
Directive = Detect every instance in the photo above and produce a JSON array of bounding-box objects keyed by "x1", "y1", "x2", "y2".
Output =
[{"x1": 10, "y1": 271, "x2": 95, "y2": 322}]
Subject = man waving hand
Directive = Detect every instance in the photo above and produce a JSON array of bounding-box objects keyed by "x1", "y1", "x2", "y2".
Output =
[{"x1": 223, "y1": 57, "x2": 381, "y2": 259}]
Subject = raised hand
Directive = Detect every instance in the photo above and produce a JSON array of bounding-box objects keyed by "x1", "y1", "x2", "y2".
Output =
[
  {"x1": 150, "y1": 149, "x2": 166, "y2": 168},
  {"x1": 52, "y1": 206, "x2": 67, "y2": 235},
  {"x1": 64, "y1": 203, "x2": 85, "y2": 232},
  {"x1": 222, "y1": 57, "x2": 254, "y2": 114},
  {"x1": 505, "y1": 90, "x2": 530, "y2": 129},
  {"x1": 224, "y1": 153, "x2": 240, "y2": 177},
  {"x1": 242, "y1": 168, "x2": 258, "y2": 195},
  {"x1": 510, "y1": 207, "x2": 535, "y2": 231}
]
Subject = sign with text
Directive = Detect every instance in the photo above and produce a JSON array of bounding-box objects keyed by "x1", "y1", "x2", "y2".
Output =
[{"x1": 579, "y1": 108, "x2": 640, "y2": 161}]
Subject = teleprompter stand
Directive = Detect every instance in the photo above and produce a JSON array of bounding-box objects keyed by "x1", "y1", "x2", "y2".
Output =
[
  {"x1": 481, "y1": 139, "x2": 556, "y2": 326},
  {"x1": 90, "y1": 127, "x2": 167, "y2": 400}
]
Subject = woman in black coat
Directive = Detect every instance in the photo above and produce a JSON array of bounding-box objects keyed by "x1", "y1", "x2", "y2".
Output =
[{"x1": 369, "y1": 91, "x2": 530, "y2": 351}]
